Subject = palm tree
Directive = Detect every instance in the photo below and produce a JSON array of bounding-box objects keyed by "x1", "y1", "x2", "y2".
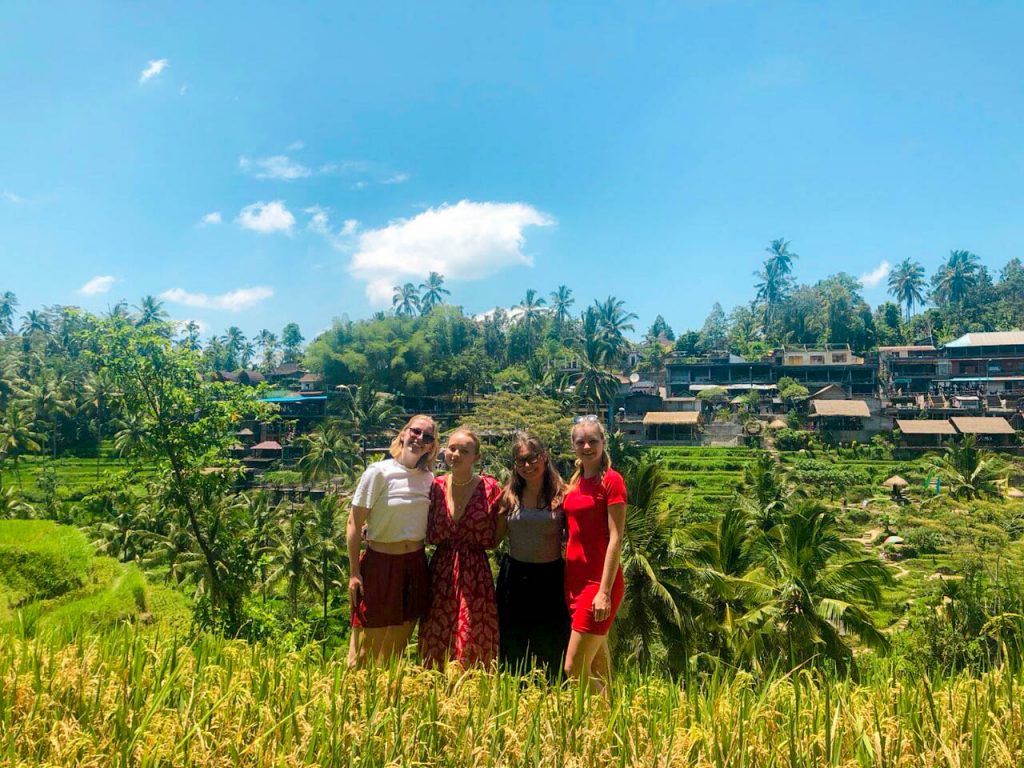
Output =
[
  {"x1": 0, "y1": 486, "x2": 35, "y2": 519},
  {"x1": 24, "y1": 374, "x2": 74, "y2": 457},
  {"x1": 113, "y1": 411, "x2": 149, "y2": 459},
  {"x1": 222, "y1": 327, "x2": 246, "y2": 370},
  {"x1": 297, "y1": 424, "x2": 357, "y2": 484},
  {"x1": 0, "y1": 292, "x2": 17, "y2": 336},
  {"x1": 310, "y1": 495, "x2": 346, "y2": 623},
  {"x1": 19, "y1": 310, "x2": 51, "y2": 337},
  {"x1": 134, "y1": 295, "x2": 168, "y2": 328},
  {"x1": 392, "y1": 283, "x2": 421, "y2": 317},
  {"x1": 614, "y1": 453, "x2": 700, "y2": 675},
  {"x1": 179, "y1": 320, "x2": 202, "y2": 351},
  {"x1": 418, "y1": 272, "x2": 450, "y2": 313},
  {"x1": 516, "y1": 289, "x2": 547, "y2": 356},
  {"x1": 340, "y1": 385, "x2": 403, "y2": 449},
  {"x1": 270, "y1": 505, "x2": 318, "y2": 618},
  {"x1": 549, "y1": 285, "x2": 574, "y2": 338},
  {"x1": 593, "y1": 296, "x2": 637, "y2": 363},
  {"x1": 927, "y1": 434, "x2": 1006, "y2": 499},
  {"x1": 758, "y1": 500, "x2": 892, "y2": 671},
  {"x1": 0, "y1": 405, "x2": 43, "y2": 489},
  {"x1": 931, "y1": 249, "x2": 980, "y2": 305},
  {"x1": 755, "y1": 238, "x2": 799, "y2": 329},
  {"x1": 887, "y1": 258, "x2": 927, "y2": 322},
  {"x1": 256, "y1": 329, "x2": 279, "y2": 370},
  {"x1": 80, "y1": 371, "x2": 120, "y2": 478}
]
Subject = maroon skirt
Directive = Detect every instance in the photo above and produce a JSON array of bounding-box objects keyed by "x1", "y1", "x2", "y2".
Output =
[{"x1": 351, "y1": 548, "x2": 430, "y2": 628}]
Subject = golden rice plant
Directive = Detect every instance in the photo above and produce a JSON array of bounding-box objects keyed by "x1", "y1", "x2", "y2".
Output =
[{"x1": 1, "y1": 627, "x2": 1023, "y2": 767}]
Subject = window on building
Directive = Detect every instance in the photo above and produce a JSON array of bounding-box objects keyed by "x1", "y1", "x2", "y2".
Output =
[
  {"x1": 832, "y1": 354, "x2": 847, "y2": 363},
  {"x1": 811, "y1": 355, "x2": 825, "y2": 365}
]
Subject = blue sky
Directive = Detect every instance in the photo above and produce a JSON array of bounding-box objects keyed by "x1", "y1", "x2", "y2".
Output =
[{"x1": 3, "y1": 2, "x2": 1024, "y2": 341}]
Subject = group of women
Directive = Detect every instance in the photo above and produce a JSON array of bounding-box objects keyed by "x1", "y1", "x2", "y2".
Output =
[{"x1": 346, "y1": 414, "x2": 627, "y2": 692}]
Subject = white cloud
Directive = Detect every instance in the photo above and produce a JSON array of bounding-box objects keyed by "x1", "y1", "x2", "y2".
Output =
[
  {"x1": 79, "y1": 275, "x2": 116, "y2": 295},
  {"x1": 174, "y1": 318, "x2": 209, "y2": 335},
  {"x1": 200, "y1": 211, "x2": 222, "y2": 225},
  {"x1": 139, "y1": 59, "x2": 169, "y2": 84},
  {"x1": 349, "y1": 200, "x2": 555, "y2": 305},
  {"x1": 236, "y1": 200, "x2": 295, "y2": 234},
  {"x1": 238, "y1": 154, "x2": 311, "y2": 180},
  {"x1": 160, "y1": 286, "x2": 274, "y2": 312},
  {"x1": 2, "y1": 191, "x2": 24, "y2": 204},
  {"x1": 287, "y1": 140, "x2": 304, "y2": 151},
  {"x1": 382, "y1": 172, "x2": 410, "y2": 185},
  {"x1": 859, "y1": 260, "x2": 892, "y2": 288},
  {"x1": 305, "y1": 205, "x2": 330, "y2": 235},
  {"x1": 179, "y1": 84, "x2": 188, "y2": 96},
  {"x1": 341, "y1": 219, "x2": 359, "y2": 236}
]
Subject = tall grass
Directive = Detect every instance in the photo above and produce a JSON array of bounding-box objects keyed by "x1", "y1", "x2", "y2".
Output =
[{"x1": 2, "y1": 628, "x2": 1023, "y2": 766}]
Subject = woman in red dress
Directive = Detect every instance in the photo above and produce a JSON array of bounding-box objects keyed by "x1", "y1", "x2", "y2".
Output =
[
  {"x1": 418, "y1": 428, "x2": 503, "y2": 668},
  {"x1": 562, "y1": 417, "x2": 626, "y2": 694}
]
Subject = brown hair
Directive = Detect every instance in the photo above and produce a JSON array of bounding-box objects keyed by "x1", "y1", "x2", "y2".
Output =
[
  {"x1": 389, "y1": 414, "x2": 440, "y2": 470},
  {"x1": 568, "y1": 419, "x2": 612, "y2": 486},
  {"x1": 499, "y1": 432, "x2": 565, "y2": 515},
  {"x1": 445, "y1": 427, "x2": 481, "y2": 457}
]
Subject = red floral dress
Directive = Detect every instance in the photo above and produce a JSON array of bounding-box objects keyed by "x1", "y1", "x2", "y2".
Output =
[{"x1": 418, "y1": 474, "x2": 502, "y2": 668}]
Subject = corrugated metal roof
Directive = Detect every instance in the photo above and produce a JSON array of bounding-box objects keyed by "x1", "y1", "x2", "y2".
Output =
[{"x1": 945, "y1": 331, "x2": 1024, "y2": 347}]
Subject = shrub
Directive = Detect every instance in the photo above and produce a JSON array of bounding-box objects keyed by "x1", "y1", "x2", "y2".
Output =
[{"x1": 0, "y1": 521, "x2": 91, "y2": 606}]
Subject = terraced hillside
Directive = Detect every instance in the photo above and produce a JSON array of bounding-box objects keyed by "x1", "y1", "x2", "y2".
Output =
[{"x1": 655, "y1": 446, "x2": 761, "y2": 514}]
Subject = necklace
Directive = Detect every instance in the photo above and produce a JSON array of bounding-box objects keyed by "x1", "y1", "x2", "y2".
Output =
[{"x1": 450, "y1": 473, "x2": 476, "y2": 488}]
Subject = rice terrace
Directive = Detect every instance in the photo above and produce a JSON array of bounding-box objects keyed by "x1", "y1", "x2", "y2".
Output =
[{"x1": 4, "y1": 3, "x2": 1024, "y2": 765}]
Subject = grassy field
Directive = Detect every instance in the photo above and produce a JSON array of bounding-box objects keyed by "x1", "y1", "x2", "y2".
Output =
[{"x1": 2, "y1": 627, "x2": 1024, "y2": 767}]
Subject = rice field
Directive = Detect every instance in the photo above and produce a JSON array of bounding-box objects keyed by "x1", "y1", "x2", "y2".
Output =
[{"x1": 2, "y1": 627, "x2": 1023, "y2": 767}]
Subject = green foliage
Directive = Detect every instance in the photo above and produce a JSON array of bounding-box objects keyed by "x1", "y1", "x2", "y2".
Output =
[
  {"x1": 459, "y1": 393, "x2": 572, "y2": 462},
  {"x1": 0, "y1": 520, "x2": 91, "y2": 606}
]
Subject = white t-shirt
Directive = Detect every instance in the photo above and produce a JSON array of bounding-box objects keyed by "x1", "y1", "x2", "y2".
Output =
[{"x1": 351, "y1": 458, "x2": 433, "y2": 543}]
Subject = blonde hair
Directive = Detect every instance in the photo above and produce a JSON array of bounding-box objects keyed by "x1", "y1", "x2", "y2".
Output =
[
  {"x1": 499, "y1": 432, "x2": 565, "y2": 515},
  {"x1": 389, "y1": 414, "x2": 440, "y2": 470},
  {"x1": 569, "y1": 419, "x2": 612, "y2": 486},
  {"x1": 446, "y1": 427, "x2": 481, "y2": 457}
]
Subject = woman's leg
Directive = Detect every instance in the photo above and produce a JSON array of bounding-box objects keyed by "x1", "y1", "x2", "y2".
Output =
[
  {"x1": 591, "y1": 638, "x2": 612, "y2": 690},
  {"x1": 564, "y1": 630, "x2": 606, "y2": 694}
]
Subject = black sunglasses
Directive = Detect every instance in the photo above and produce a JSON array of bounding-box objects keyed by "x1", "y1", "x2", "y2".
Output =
[{"x1": 407, "y1": 426, "x2": 435, "y2": 444}]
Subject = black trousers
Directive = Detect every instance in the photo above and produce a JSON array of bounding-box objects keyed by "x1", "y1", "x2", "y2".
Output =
[{"x1": 496, "y1": 555, "x2": 571, "y2": 680}]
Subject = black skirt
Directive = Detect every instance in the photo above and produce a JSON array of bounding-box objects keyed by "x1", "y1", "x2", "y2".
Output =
[{"x1": 496, "y1": 554, "x2": 571, "y2": 679}]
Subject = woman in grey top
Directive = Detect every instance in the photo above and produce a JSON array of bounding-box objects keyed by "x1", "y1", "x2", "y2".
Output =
[{"x1": 494, "y1": 432, "x2": 571, "y2": 678}]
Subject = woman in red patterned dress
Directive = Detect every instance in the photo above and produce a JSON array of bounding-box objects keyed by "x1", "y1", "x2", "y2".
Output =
[
  {"x1": 562, "y1": 417, "x2": 626, "y2": 694},
  {"x1": 418, "y1": 428, "x2": 502, "y2": 668}
]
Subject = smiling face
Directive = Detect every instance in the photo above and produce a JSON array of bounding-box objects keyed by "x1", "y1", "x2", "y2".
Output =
[
  {"x1": 444, "y1": 430, "x2": 479, "y2": 471},
  {"x1": 397, "y1": 417, "x2": 436, "y2": 467},
  {"x1": 513, "y1": 444, "x2": 546, "y2": 484},
  {"x1": 572, "y1": 423, "x2": 604, "y2": 471}
]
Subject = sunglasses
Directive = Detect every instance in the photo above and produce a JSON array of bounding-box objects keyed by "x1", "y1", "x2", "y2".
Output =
[
  {"x1": 514, "y1": 453, "x2": 542, "y2": 467},
  {"x1": 407, "y1": 426, "x2": 435, "y2": 444},
  {"x1": 573, "y1": 414, "x2": 600, "y2": 424}
]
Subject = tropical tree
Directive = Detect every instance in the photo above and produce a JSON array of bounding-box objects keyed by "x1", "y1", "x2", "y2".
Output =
[
  {"x1": 310, "y1": 495, "x2": 346, "y2": 623},
  {"x1": 281, "y1": 323, "x2": 305, "y2": 363},
  {"x1": 80, "y1": 371, "x2": 120, "y2": 477},
  {"x1": 339, "y1": 385, "x2": 403, "y2": 448},
  {"x1": 931, "y1": 250, "x2": 981, "y2": 305},
  {"x1": 927, "y1": 434, "x2": 1007, "y2": 500},
  {"x1": 593, "y1": 296, "x2": 637, "y2": 363},
  {"x1": 614, "y1": 452, "x2": 699, "y2": 675},
  {"x1": 222, "y1": 327, "x2": 246, "y2": 370},
  {"x1": 297, "y1": 424, "x2": 357, "y2": 484},
  {"x1": 0, "y1": 404, "x2": 43, "y2": 489},
  {"x1": 0, "y1": 486, "x2": 35, "y2": 519},
  {"x1": 418, "y1": 272, "x2": 451, "y2": 313},
  {"x1": 19, "y1": 310, "x2": 51, "y2": 338},
  {"x1": 549, "y1": 285, "x2": 575, "y2": 339},
  {"x1": 24, "y1": 374, "x2": 75, "y2": 457},
  {"x1": 887, "y1": 258, "x2": 927, "y2": 322},
  {"x1": 757, "y1": 500, "x2": 892, "y2": 671},
  {"x1": 269, "y1": 505, "x2": 317, "y2": 618},
  {"x1": 755, "y1": 238, "x2": 799, "y2": 330},
  {"x1": 179, "y1": 320, "x2": 202, "y2": 351},
  {"x1": 516, "y1": 289, "x2": 547, "y2": 357},
  {"x1": 134, "y1": 295, "x2": 169, "y2": 329},
  {"x1": 392, "y1": 283, "x2": 421, "y2": 317},
  {"x1": 256, "y1": 329, "x2": 279, "y2": 370},
  {"x1": 0, "y1": 291, "x2": 17, "y2": 336}
]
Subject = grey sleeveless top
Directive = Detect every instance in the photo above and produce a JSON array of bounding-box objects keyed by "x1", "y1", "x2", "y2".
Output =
[{"x1": 507, "y1": 505, "x2": 565, "y2": 563}]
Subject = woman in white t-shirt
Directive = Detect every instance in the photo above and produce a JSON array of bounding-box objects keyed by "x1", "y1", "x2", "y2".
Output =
[{"x1": 347, "y1": 414, "x2": 438, "y2": 667}]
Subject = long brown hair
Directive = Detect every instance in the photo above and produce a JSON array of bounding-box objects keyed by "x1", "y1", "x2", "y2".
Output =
[
  {"x1": 499, "y1": 432, "x2": 565, "y2": 515},
  {"x1": 568, "y1": 418, "x2": 612, "y2": 486},
  {"x1": 389, "y1": 414, "x2": 440, "y2": 470}
]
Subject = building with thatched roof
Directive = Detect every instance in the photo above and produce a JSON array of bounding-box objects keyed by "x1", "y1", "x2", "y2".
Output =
[{"x1": 642, "y1": 411, "x2": 701, "y2": 442}]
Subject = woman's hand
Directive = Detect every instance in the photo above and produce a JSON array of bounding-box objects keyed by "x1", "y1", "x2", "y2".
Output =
[
  {"x1": 592, "y1": 589, "x2": 611, "y2": 622},
  {"x1": 348, "y1": 574, "x2": 364, "y2": 608}
]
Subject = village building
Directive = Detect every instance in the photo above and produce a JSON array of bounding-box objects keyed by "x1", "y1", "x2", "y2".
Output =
[
  {"x1": 894, "y1": 419, "x2": 957, "y2": 447},
  {"x1": 943, "y1": 331, "x2": 1024, "y2": 397}
]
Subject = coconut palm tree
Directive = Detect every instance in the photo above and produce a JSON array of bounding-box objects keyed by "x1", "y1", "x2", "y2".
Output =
[
  {"x1": 256, "y1": 329, "x2": 279, "y2": 370},
  {"x1": 0, "y1": 486, "x2": 35, "y2": 519},
  {"x1": 340, "y1": 385, "x2": 403, "y2": 450},
  {"x1": 887, "y1": 258, "x2": 927, "y2": 322},
  {"x1": 0, "y1": 292, "x2": 18, "y2": 336},
  {"x1": 392, "y1": 283, "x2": 421, "y2": 317},
  {"x1": 297, "y1": 424, "x2": 357, "y2": 484},
  {"x1": 614, "y1": 453, "x2": 701, "y2": 675},
  {"x1": 593, "y1": 296, "x2": 637, "y2": 363},
  {"x1": 23, "y1": 374, "x2": 74, "y2": 457},
  {"x1": 19, "y1": 310, "x2": 51, "y2": 337},
  {"x1": 755, "y1": 238, "x2": 799, "y2": 329},
  {"x1": 80, "y1": 371, "x2": 120, "y2": 478},
  {"x1": 549, "y1": 285, "x2": 575, "y2": 339},
  {"x1": 0, "y1": 405, "x2": 43, "y2": 489},
  {"x1": 113, "y1": 411, "x2": 149, "y2": 459},
  {"x1": 134, "y1": 295, "x2": 169, "y2": 328},
  {"x1": 756, "y1": 500, "x2": 892, "y2": 671},
  {"x1": 222, "y1": 327, "x2": 246, "y2": 370},
  {"x1": 931, "y1": 249, "x2": 980, "y2": 305},
  {"x1": 418, "y1": 272, "x2": 451, "y2": 313},
  {"x1": 270, "y1": 505, "x2": 318, "y2": 618},
  {"x1": 927, "y1": 434, "x2": 1007, "y2": 500},
  {"x1": 179, "y1": 320, "x2": 202, "y2": 351},
  {"x1": 309, "y1": 495, "x2": 346, "y2": 622}
]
